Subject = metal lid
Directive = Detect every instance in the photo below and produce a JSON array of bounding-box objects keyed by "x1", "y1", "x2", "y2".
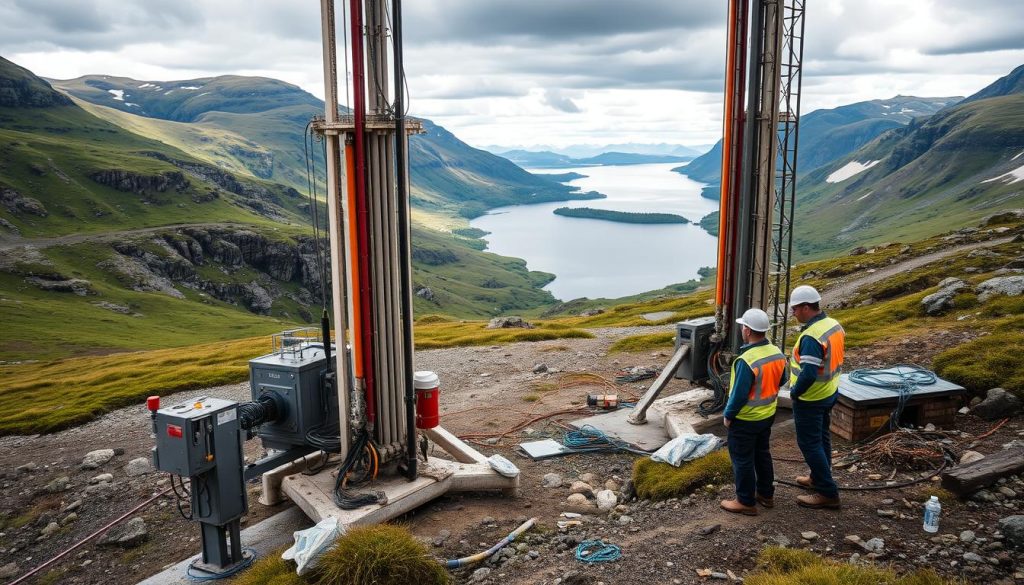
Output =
[{"x1": 414, "y1": 370, "x2": 440, "y2": 390}]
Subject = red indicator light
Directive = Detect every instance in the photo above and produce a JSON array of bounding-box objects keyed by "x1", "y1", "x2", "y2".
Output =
[
  {"x1": 167, "y1": 424, "x2": 183, "y2": 438},
  {"x1": 147, "y1": 396, "x2": 161, "y2": 412}
]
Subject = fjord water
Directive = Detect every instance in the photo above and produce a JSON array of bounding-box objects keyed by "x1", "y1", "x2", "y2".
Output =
[{"x1": 470, "y1": 162, "x2": 719, "y2": 300}]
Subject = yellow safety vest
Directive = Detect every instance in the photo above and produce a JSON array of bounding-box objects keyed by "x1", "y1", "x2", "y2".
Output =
[
  {"x1": 730, "y1": 342, "x2": 787, "y2": 421},
  {"x1": 789, "y1": 316, "x2": 846, "y2": 402}
]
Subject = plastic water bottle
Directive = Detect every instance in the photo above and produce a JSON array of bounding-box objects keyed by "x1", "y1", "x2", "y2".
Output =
[{"x1": 923, "y1": 495, "x2": 941, "y2": 533}]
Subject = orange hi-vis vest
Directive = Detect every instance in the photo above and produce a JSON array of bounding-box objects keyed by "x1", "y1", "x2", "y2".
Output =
[
  {"x1": 789, "y1": 316, "x2": 845, "y2": 402},
  {"x1": 730, "y1": 342, "x2": 787, "y2": 421}
]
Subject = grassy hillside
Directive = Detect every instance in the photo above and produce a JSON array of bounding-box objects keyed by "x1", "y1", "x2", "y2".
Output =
[
  {"x1": 53, "y1": 74, "x2": 595, "y2": 223},
  {"x1": 2, "y1": 213, "x2": 1019, "y2": 435},
  {"x1": 793, "y1": 92, "x2": 1024, "y2": 258}
]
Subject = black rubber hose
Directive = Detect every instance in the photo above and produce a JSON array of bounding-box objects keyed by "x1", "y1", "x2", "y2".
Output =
[{"x1": 237, "y1": 395, "x2": 280, "y2": 430}]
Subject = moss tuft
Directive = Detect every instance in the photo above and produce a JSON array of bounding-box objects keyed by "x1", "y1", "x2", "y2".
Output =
[
  {"x1": 933, "y1": 329, "x2": 1024, "y2": 398},
  {"x1": 229, "y1": 548, "x2": 303, "y2": 585},
  {"x1": 747, "y1": 546, "x2": 962, "y2": 585},
  {"x1": 632, "y1": 450, "x2": 732, "y2": 500},
  {"x1": 314, "y1": 525, "x2": 451, "y2": 585}
]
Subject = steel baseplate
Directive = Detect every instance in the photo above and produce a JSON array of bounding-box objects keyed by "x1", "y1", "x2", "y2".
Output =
[{"x1": 274, "y1": 426, "x2": 518, "y2": 525}]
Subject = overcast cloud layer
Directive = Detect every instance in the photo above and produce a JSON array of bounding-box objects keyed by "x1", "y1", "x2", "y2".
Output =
[{"x1": 2, "y1": 0, "x2": 1023, "y2": 148}]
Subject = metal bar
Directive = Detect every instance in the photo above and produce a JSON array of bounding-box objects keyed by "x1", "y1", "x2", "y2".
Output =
[
  {"x1": 243, "y1": 446, "x2": 319, "y2": 481},
  {"x1": 626, "y1": 345, "x2": 691, "y2": 425}
]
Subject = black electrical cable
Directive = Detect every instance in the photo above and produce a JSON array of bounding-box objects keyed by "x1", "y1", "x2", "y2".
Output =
[
  {"x1": 697, "y1": 342, "x2": 728, "y2": 416},
  {"x1": 333, "y1": 430, "x2": 386, "y2": 509}
]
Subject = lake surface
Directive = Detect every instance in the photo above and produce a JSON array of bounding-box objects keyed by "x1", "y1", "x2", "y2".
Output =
[{"x1": 470, "y1": 162, "x2": 719, "y2": 300}]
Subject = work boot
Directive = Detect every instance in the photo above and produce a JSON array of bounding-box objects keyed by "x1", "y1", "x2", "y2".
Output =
[
  {"x1": 755, "y1": 494, "x2": 775, "y2": 508},
  {"x1": 795, "y1": 475, "x2": 812, "y2": 487},
  {"x1": 796, "y1": 493, "x2": 841, "y2": 509},
  {"x1": 720, "y1": 499, "x2": 758, "y2": 516}
]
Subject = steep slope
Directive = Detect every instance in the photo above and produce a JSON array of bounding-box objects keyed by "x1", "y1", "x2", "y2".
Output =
[
  {"x1": 676, "y1": 95, "x2": 958, "y2": 192},
  {"x1": 0, "y1": 59, "x2": 308, "y2": 239},
  {"x1": 53, "y1": 74, "x2": 589, "y2": 221},
  {"x1": 792, "y1": 69, "x2": 1024, "y2": 258}
]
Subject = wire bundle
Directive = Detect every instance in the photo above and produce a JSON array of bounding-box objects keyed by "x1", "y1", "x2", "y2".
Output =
[
  {"x1": 697, "y1": 342, "x2": 729, "y2": 416},
  {"x1": 561, "y1": 424, "x2": 652, "y2": 455},
  {"x1": 575, "y1": 540, "x2": 622, "y2": 563},
  {"x1": 849, "y1": 364, "x2": 937, "y2": 437},
  {"x1": 332, "y1": 431, "x2": 386, "y2": 510}
]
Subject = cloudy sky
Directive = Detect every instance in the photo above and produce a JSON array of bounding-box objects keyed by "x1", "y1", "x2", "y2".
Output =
[{"x1": 2, "y1": 0, "x2": 1023, "y2": 150}]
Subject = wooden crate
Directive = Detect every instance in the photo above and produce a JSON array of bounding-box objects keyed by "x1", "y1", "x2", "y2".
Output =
[{"x1": 831, "y1": 394, "x2": 960, "y2": 441}]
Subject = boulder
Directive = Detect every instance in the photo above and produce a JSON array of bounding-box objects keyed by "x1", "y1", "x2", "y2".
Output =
[
  {"x1": 960, "y1": 450, "x2": 986, "y2": 465},
  {"x1": 998, "y1": 515, "x2": 1024, "y2": 549},
  {"x1": 541, "y1": 473, "x2": 562, "y2": 488},
  {"x1": 976, "y1": 275, "x2": 1024, "y2": 302},
  {"x1": 99, "y1": 517, "x2": 148, "y2": 548},
  {"x1": 486, "y1": 316, "x2": 533, "y2": 329},
  {"x1": 920, "y1": 278, "x2": 967, "y2": 316},
  {"x1": 569, "y1": 481, "x2": 594, "y2": 497},
  {"x1": 972, "y1": 388, "x2": 1023, "y2": 421},
  {"x1": 125, "y1": 457, "x2": 152, "y2": 477},
  {"x1": 81, "y1": 449, "x2": 116, "y2": 470},
  {"x1": 595, "y1": 489, "x2": 618, "y2": 512}
]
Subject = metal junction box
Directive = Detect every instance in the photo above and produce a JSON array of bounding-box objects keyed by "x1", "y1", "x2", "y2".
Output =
[
  {"x1": 674, "y1": 316, "x2": 716, "y2": 381},
  {"x1": 153, "y1": 397, "x2": 239, "y2": 478},
  {"x1": 248, "y1": 330, "x2": 335, "y2": 451}
]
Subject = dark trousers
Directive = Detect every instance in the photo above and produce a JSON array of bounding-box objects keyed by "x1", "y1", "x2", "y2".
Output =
[
  {"x1": 793, "y1": 393, "x2": 839, "y2": 499},
  {"x1": 727, "y1": 415, "x2": 775, "y2": 506}
]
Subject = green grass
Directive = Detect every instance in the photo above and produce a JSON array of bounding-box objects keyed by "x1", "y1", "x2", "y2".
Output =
[
  {"x1": 632, "y1": 450, "x2": 732, "y2": 500},
  {"x1": 230, "y1": 548, "x2": 304, "y2": 585},
  {"x1": 934, "y1": 329, "x2": 1024, "y2": 398},
  {"x1": 0, "y1": 336, "x2": 269, "y2": 435},
  {"x1": 314, "y1": 525, "x2": 451, "y2": 585},
  {"x1": 609, "y1": 332, "x2": 676, "y2": 353},
  {"x1": 747, "y1": 547, "x2": 961, "y2": 585},
  {"x1": 414, "y1": 320, "x2": 593, "y2": 349}
]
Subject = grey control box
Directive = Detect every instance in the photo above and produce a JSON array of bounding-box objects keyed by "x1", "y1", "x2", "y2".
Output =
[
  {"x1": 674, "y1": 316, "x2": 716, "y2": 381},
  {"x1": 152, "y1": 397, "x2": 239, "y2": 478},
  {"x1": 248, "y1": 343, "x2": 334, "y2": 450}
]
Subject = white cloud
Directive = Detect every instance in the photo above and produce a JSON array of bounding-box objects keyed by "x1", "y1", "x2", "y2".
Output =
[{"x1": 1, "y1": 0, "x2": 1022, "y2": 148}]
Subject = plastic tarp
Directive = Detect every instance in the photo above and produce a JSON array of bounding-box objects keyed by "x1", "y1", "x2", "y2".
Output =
[
  {"x1": 282, "y1": 516, "x2": 345, "y2": 575},
  {"x1": 487, "y1": 453, "x2": 520, "y2": 477},
  {"x1": 649, "y1": 433, "x2": 723, "y2": 467}
]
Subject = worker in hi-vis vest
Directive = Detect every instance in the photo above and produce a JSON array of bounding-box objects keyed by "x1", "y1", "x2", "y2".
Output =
[
  {"x1": 788, "y1": 285, "x2": 845, "y2": 509},
  {"x1": 720, "y1": 308, "x2": 787, "y2": 516}
]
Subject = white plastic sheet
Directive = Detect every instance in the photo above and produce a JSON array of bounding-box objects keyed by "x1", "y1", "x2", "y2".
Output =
[
  {"x1": 282, "y1": 516, "x2": 345, "y2": 575},
  {"x1": 649, "y1": 433, "x2": 723, "y2": 467}
]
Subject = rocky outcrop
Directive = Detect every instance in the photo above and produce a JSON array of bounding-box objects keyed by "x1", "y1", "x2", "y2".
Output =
[
  {"x1": 1, "y1": 187, "x2": 47, "y2": 217},
  {"x1": 487, "y1": 316, "x2": 533, "y2": 329},
  {"x1": 95, "y1": 227, "x2": 329, "y2": 318},
  {"x1": 89, "y1": 170, "x2": 189, "y2": 195},
  {"x1": 921, "y1": 277, "x2": 967, "y2": 316},
  {"x1": 976, "y1": 275, "x2": 1024, "y2": 302},
  {"x1": 26, "y1": 276, "x2": 94, "y2": 296},
  {"x1": 97, "y1": 254, "x2": 184, "y2": 299}
]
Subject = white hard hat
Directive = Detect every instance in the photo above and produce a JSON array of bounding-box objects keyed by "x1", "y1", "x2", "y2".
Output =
[
  {"x1": 789, "y1": 285, "x2": 822, "y2": 307},
  {"x1": 736, "y1": 308, "x2": 771, "y2": 332}
]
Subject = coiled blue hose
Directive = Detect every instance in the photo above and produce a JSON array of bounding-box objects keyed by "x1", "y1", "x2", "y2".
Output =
[{"x1": 575, "y1": 539, "x2": 622, "y2": 563}]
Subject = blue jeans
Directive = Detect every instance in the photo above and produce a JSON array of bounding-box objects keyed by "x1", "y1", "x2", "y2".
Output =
[
  {"x1": 727, "y1": 415, "x2": 775, "y2": 506},
  {"x1": 793, "y1": 393, "x2": 839, "y2": 499}
]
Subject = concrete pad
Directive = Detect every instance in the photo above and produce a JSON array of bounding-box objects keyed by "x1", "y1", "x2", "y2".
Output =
[
  {"x1": 571, "y1": 407, "x2": 671, "y2": 451},
  {"x1": 137, "y1": 506, "x2": 311, "y2": 585}
]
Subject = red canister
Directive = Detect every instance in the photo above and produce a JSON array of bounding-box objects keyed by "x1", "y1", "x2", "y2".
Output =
[{"x1": 414, "y1": 371, "x2": 440, "y2": 429}]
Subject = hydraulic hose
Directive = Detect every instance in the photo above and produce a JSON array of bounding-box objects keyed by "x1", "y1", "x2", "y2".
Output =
[{"x1": 444, "y1": 517, "x2": 537, "y2": 569}]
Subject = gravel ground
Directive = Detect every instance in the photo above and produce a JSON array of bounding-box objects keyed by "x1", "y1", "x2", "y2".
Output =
[{"x1": 1, "y1": 324, "x2": 1022, "y2": 585}]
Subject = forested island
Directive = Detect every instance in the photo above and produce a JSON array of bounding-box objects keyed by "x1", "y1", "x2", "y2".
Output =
[{"x1": 553, "y1": 207, "x2": 689, "y2": 224}]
